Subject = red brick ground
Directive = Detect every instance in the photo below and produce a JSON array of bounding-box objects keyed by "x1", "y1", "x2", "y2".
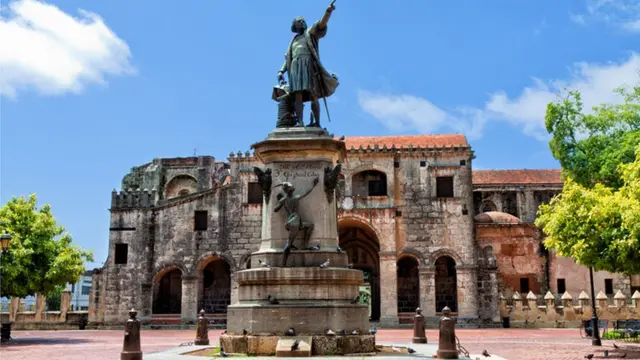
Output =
[{"x1": 0, "y1": 329, "x2": 638, "y2": 360}]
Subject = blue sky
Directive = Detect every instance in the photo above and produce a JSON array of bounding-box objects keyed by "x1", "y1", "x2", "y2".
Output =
[{"x1": 1, "y1": 0, "x2": 639, "y2": 268}]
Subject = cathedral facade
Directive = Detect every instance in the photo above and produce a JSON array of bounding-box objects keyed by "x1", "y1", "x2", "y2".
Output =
[{"x1": 88, "y1": 134, "x2": 638, "y2": 327}]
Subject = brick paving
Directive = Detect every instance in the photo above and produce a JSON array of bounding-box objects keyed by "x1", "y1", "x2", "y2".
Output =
[{"x1": 0, "y1": 329, "x2": 638, "y2": 360}]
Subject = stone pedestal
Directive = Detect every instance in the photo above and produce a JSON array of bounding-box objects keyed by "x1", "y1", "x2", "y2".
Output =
[{"x1": 223, "y1": 128, "x2": 374, "y2": 355}]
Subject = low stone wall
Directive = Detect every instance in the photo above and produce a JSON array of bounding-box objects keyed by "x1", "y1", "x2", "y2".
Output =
[
  {"x1": 500, "y1": 289, "x2": 640, "y2": 328},
  {"x1": 0, "y1": 291, "x2": 88, "y2": 330}
]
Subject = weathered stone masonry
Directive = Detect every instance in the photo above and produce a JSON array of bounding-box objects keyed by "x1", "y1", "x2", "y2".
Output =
[{"x1": 89, "y1": 135, "x2": 640, "y2": 327}]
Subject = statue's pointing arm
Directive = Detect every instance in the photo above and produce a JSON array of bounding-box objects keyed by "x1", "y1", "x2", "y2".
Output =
[{"x1": 318, "y1": 2, "x2": 335, "y2": 29}]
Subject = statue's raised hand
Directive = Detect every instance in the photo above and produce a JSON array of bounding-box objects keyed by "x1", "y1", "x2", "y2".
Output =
[{"x1": 327, "y1": 0, "x2": 335, "y2": 12}]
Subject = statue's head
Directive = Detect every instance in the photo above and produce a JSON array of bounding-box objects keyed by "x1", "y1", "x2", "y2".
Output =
[
  {"x1": 282, "y1": 182, "x2": 295, "y2": 194},
  {"x1": 291, "y1": 16, "x2": 307, "y2": 34}
]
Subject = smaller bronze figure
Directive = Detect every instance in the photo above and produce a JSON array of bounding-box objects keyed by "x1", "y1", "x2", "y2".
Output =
[
  {"x1": 412, "y1": 307, "x2": 427, "y2": 344},
  {"x1": 274, "y1": 178, "x2": 319, "y2": 267},
  {"x1": 121, "y1": 308, "x2": 142, "y2": 360},
  {"x1": 253, "y1": 167, "x2": 273, "y2": 204},
  {"x1": 195, "y1": 309, "x2": 209, "y2": 345},
  {"x1": 323, "y1": 161, "x2": 342, "y2": 203},
  {"x1": 436, "y1": 306, "x2": 458, "y2": 359},
  {"x1": 272, "y1": 83, "x2": 299, "y2": 128}
]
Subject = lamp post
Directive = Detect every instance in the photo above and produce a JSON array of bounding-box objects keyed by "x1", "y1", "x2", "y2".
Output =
[
  {"x1": 0, "y1": 230, "x2": 12, "y2": 343},
  {"x1": 589, "y1": 267, "x2": 602, "y2": 346},
  {"x1": 0, "y1": 232, "x2": 11, "y2": 254}
]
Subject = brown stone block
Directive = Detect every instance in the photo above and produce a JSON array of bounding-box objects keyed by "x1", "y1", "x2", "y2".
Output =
[
  {"x1": 311, "y1": 336, "x2": 341, "y2": 355},
  {"x1": 219, "y1": 334, "x2": 247, "y2": 354},
  {"x1": 276, "y1": 336, "x2": 312, "y2": 357},
  {"x1": 247, "y1": 335, "x2": 278, "y2": 355},
  {"x1": 339, "y1": 335, "x2": 376, "y2": 354}
]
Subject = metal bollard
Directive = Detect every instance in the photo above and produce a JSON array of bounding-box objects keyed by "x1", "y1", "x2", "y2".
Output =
[
  {"x1": 121, "y1": 308, "x2": 142, "y2": 360},
  {"x1": 436, "y1": 306, "x2": 458, "y2": 359},
  {"x1": 412, "y1": 307, "x2": 427, "y2": 343},
  {"x1": 194, "y1": 309, "x2": 210, "y2": 345}
]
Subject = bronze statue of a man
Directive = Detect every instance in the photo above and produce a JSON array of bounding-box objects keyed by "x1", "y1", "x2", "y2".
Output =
[
  {"x1": 277, "y1": 2, "x2": 339, "y2": 128},
  {"x1": 274, "y1": 178, "x2": 319, "y2": 266}
]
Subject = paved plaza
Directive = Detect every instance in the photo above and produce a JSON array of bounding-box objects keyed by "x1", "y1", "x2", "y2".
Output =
[{"x1": 1, "y1": 328, "x2": 639, "y2": 360}]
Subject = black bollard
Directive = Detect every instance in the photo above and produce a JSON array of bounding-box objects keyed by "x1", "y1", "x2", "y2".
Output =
[
  {"x1": 121, "y1": 308, "x2": 142, "y2": 360},
  {"x1": 436, "y1": 306, "x2": 458, "y2": 359},
  {"x1": 412, "y1": 307, "x2": 427, "y2": 343},
  {"x1": 194, "y1": 309, "x2": 210, "y2": 345}
]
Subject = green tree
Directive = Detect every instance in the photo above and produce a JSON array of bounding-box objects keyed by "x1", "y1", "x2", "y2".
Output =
[
  {"x1": 544, "y1": 85, "x2": 640, "y2": 189},
  {"x1": 0, "y1": 194, "x2": 93, "y2": 299},
  {"x1": 536, "y1": 146, "x2": 640, "y2": 274},
  {"x1": 45, "y1": 285, "x2": 64, "y2": 311}
]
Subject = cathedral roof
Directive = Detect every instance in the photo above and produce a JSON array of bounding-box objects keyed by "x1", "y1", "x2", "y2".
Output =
[
  {"x1": 340, "y1": 134, "x2": 469, "y2": 150},
  {"x1": 472, "y1": 169, "x2": 562, "y2": 185},
  {"x1": 474, "y1": 211, "x2": 522, "y2": 224}
]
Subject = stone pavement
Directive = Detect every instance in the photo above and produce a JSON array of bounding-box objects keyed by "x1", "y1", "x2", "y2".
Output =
[{"x1": 1, "y1": 329, "x2": 639, "y2": 360}]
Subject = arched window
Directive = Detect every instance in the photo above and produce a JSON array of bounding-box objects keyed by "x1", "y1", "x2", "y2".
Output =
[{"x1": 352, "y1": 170, "x2": 387, "y2": 197}]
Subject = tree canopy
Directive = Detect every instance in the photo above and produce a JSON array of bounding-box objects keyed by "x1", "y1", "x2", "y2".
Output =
[
  {"x1": 0, "y1": 194, "x2": 94, "y2": 298},
  {"x1": 544, "y1": 85, "x2": 640, "y2": 189},
  {"x1": 536, "y1": 146, "x2": 640, "y2": 274}
]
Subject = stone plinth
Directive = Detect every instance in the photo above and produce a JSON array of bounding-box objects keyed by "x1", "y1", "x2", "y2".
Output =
[
  {"x1": 251, "y1": 127, "x2": 346, "y2": 255},
  {"x1": 276, "y1": 336, "x2": 312, "y2": 357},
  {"x1": 220, "y1": 334, "x2": 376, "y2": 356},
  {"x1": 224, "y1": 128, "x2": 372, "y2": 355}
]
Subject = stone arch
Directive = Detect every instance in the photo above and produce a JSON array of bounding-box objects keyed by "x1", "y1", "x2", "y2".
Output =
[
  {"x1": 152, "y1": 266, "x2": 183, "y2": 314},
  {"x1": 165, "y1": 174, "x2": 198, "y2": 199},
  {"x1": 337, "y1": 215, "x2": 384, "y2": 244},
  {"x1": 351, "y1": 169, "x2": 388, "y2": 197},
  {"x1": 427, "y1": 248, "x2": 464, "y2": 267},
  {"x1": 483, "y1": 245, "x2": 496, "y2": 268},
  {"x1": 152, "y1": 262, "x2": 187, "y2": 281},
  {"x1": 479, "y1": 200, "x2": 497, "y2": 213},
  {"x1": 338, "y1": 216, "x2": 381, "y2": 320},
  {"x1": 195, "y1": 251, "x2": 237, "y2": 272},
  {"x1": 197, "y1": 254, "x2": 232, "y2": 314},
  {"x1": 398, "y1": 248, "x2": 425, "y2": 266},
  {"x1": 396, "y1": 255, "x2": 420, "y2": 314},
  {"x1": 434, "y1": 255, "x2": 458, "y2": 313},
  {"x1": 239, "y1": 253, "x2": 252, "y2": 270}
]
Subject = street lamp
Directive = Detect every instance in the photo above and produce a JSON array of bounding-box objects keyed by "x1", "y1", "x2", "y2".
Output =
[
  {"x1": 0, "y1": 232, "x2": 11, "y2": 254},
  {"x1": 589, "y1": 267, "x2": 602, "y2": 346}
]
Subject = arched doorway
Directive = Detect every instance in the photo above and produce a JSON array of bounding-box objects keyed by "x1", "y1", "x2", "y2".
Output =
[
  {"x1": 338, "y1": 218, "x2": 380, "y2": 321},
  {"x1": 435, "y1": 256, "x2": 458, "y2": 313},
  {"x1": 198, "y1": 258, "x2": 231, "y2": 314},
  {"x1": 397, "y1": 256, "x2": 420, "y2": 313},
  {"x1": 152, "y1": 268, "x2": 182, "y2": 314}
]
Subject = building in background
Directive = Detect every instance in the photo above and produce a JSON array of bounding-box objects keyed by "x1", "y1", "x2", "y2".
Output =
[
  {"x1": 1, "y1": 270, "x2": 94, "y2": 311},
  {"x1": 66, "y1": 270, "x2": 94, "y2": 311},
  {"x1": 89, "y1": 134, "x2": 640, "y2": 327}
]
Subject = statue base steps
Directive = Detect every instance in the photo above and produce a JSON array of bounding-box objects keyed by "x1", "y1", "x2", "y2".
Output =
[{"x1": 219, "y1": 334, "x2": 376, "y2": 356}]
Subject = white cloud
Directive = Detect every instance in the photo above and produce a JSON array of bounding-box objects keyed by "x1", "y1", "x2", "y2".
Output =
[
  {"x1": 572, "y1": 0, "x2": 640, "y2": 33},
  {"x1": 358, "y1": 52, "x2": 640, "y2": 141},
  {"x1": 0, "y1": 0, "x2": 134, "y2": 99}
]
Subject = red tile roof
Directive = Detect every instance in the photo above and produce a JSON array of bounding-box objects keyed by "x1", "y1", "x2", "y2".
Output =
[
  {"x1": 473, "y1": 169, "x2": 563, "y2": 185},
  {"x1": 340, "y1": 134, "x2": 469, "y2": 149}
]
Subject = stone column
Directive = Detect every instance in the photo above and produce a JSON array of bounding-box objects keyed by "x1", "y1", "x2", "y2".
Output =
[
  {"x1": 523, "y1": 191, "x2": 536, "y2": 223},
  {"x1": 487, "y1": 269, "x2": 500, "y2": 322},
  {"x1": 516, "y1": 192, "x2": 525, "y2": 220},
  {"x1": 419, "y1": 266, "x2": 436, "y2": 317},
  {"x1": 379, "y1": 252, "x2": 398, "y2": 325},
  {"x1": 455, "y1": 266, "x2": 479, "y2": 318},
  {"x1": 139, "y1": 283, "x2": 152, "y2": 317},
  {"x1": 60, "y1": 289, "x2": 72, "y2": 322},
  {"x1": 34, "y1": 294, "x2": 46, "y2": 321},
  {"x1": 230, "y1": 271, "x2": 239, "y2": 305},
  {"x1": 181, "y1": 275, "x2": 198, "y2": 324}
]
